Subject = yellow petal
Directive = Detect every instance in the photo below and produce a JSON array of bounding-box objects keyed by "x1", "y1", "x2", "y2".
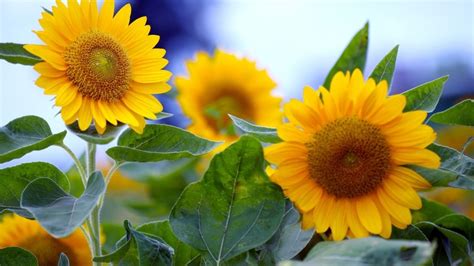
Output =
[
  {"x1": 314, "y1": 193, "x2": 335, "y2": 233},
  {"x1": 356, "y1": 196, "x2": 382, "y2": 234},
  {"x1": 377, "y1": 188, "x2": 412, "y2": 225},
  {"x1": 330, "y1": 198, "x2": 349, "y2": 241},
  {"x1": 24, "y1": 45, "x2": 66, "y2": 70},
  {"x1": 374, "y1": 197, "x2": 392, "y2": 238},
  {"x1": 346, "y1": 202, "x2": 369, "y2": 238},
  {"x1": 277, "y1": 124, "x2": 312, "y2": 144},
  {"x1": 97, "y1": 101, "x2": 118, "y2": 125},
  {"x1": 91, "y1": 101, "x2": 106, "y2": 128},
  {"x1": 382, "y1": 176, "x2": 422, "y2": 209},
  {"x1": 392, "y1": 148, "x2": 441, "y2": 169},
  {"x1": 78, "y1": 98, "x2": 93, "y2": 130},
  {"x1": 391, "y1": 167, "x2": 431, "y2": 189},
  {"x1": 264, "y1": 142, "x2": 307, "y2": 165}
]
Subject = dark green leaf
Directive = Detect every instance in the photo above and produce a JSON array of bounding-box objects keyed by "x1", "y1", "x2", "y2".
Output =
[
  {"x1": 67, "y1": 122, "x2": 125, "y2": 145},
  {"x1": 102, "y1": 223, "x2": 127, "y2": 253},
  {"x1": 412, "y1": 198, "x2": 454, "y2": 224},
  {"x1": 285, "y1": 237, "x2": 434, "y2": 266},
  {"x1": 95, "y1": 220, "x2": 174, "y2": 266},
  {"x1": 0, "y1": 43, "x2": 42, "y2": 65},
  {"x1": 391, "y1": 224, "x2": 430, "y2": 241},
  {"x1": 323, "y1": 22, "x2": 369, "y2": 89},
  {"x1": 229, "y1": 114, "x2": 281, "y2": 143},
  {"x1": 106, "y1": 124, "x2": 220, "y2": 163},
  {"x1": 430, "y1": 99, "x2": 474, "y2": 126},
  {"x1": 170, "y1": 136, "x2": 286, "y2": 264},
  {"x1": 0, "y1": 247, "x2": 38, "y2": 266},
  {"x1": 369, "y1": 45, "x2": 398, "y2": 87},
  {"x1": 21, "y1": 171, "x2": 105, "y2": 238},
  {"x1": 0, "y1": 116, "x2": 66, "y2": 163},
  {"x1": 435, "y1": 214, "x2": 474, "y2": 251},
  {"x1": 0, "y1": 162, "x2": 69, "y2": 218},
  {"x1": 259, "y1": 201, "x2": 314, "y2": 262},
  {"x1": 57, "y1": 253, "x2": 69, "y2": 266},
  {"x1": 402, "y1": 76, "x2": 448, "y2": 112}
]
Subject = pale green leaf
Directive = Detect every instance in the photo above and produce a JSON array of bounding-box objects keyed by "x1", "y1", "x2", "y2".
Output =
[
  {"x1": 58, "y1": 253, "x2": 69, "y2": 266},
  {"x1": 402, "y1": 76, "x2": 448, "y2": 112},
  {"x1": 0, "y1": 116, "x2": 66, "y2": 163},
  {"x1": 170, "y1": 136, "x2": 286, "y2": 263},
  {"x1": 369, "y1": 45, "x2": 398, "y2": 87},
  {"x1": 21, "y1": 172, "x2": 105, "y2": 238},
  {"x1": 0, "y1": 43, "x2": 41, "y2": 65},
  {"x1": 229, "y1": 114, "x2": 281, "y2": 143},
  {"x1": 430, "y1": 99, "x2": 474, "y2": 126}
]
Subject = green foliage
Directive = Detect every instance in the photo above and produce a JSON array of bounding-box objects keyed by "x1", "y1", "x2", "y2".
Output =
[
  {"x1": 257, "y1": 201, "x2": 314, "y2": 263},
  {"x1": 58, "y1": 253, "x2": 69, "y2": 266},
  {"x1": 229, "y1": 114, "x2": 282, "y2": 143},
  {"x1": 284, "y1": 237, "x2": 434, "y2": 266},
  {"x1": 402, "y1": 76, "x2": 448, "y2": 112},
  {"x1": 0, "y1": 43, "x2": 41, "y2": 65},
  {"x1": 21, "y1": 172, "x2": 105, "y2": 238},
  {"x1": 430, "y1": 99, "x2": 474, "y2": 127},
  {"x1": 67, "y1": 122, "x2": 125, "y2": 145},
  {"x1": 369, "y1": 45, "x2": 399, "y2": 87},
  {"x1": 94, "y1": 220, "x2": 174, "y2": 265},
  {"x1": 0, "y1": 162, "x2": 69, "y2": 218},
  {"x1": 170, "y1": 136, "x2": 286, "y2": 264},
  {"x1": 0, "y1": 116, "x2": 66, "y2": 163},
  {"x1": 323, "y1": 22, "x2": 369, "y2": 89},
  {"x1": 136, "y1": 220, "x2": 200, "y2": 265},
  {"x1": 0, "y1": 247, "x2": 38, "y2": 266},
  {"x1": 106, "y1": 124, "x2": 220, "y2": 162}
]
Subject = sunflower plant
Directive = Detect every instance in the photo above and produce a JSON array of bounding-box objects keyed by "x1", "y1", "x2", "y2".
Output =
[{"x1": 0, "y1": 2, "x2": 473, "y2": 266}]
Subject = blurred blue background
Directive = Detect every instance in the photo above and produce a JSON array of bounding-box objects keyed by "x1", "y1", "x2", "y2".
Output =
[{"x1": 0, "y1": 0, "x2": 473, "y2": 170}]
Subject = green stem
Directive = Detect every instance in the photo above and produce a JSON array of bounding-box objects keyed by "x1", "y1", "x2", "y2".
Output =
[{"x1": 58, "y1": 143, "x2": 87, "y2": 186}]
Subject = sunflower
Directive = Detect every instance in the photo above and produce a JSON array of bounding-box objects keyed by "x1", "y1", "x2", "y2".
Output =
[
  {"x1": 176, "y1": 50, "x2": 282, "y2": 143},
  {"x1": 0, "y1": 214, "x2": 91, "y2": 266},
  {"x1": 265, "y1": 69, "x2": 440, "y2": 240},
  {"x1": 24, "y1": 0, "x2": 171, "y2": 134}
]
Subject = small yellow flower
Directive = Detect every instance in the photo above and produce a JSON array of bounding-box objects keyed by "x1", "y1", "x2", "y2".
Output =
[
  {"x1": 176, "y1": 50, "x2": 282, "y2": 144},
  {"x1": 265, "y1": 69, "x2": 440, "y2": 240},
  {"x1": 0, "y1": 214, "x2": 91, "y2": 266},
  {"x1": 25, "y1": 0, "x2": 171, "y2": 134}
]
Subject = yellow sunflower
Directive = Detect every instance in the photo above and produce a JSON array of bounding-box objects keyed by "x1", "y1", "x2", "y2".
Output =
[
  {"x1": 24, "y1": 0, "x2": 171, "y2": 134},
  {"x1": 265, "y1": 69, "x2": 440, "y2": 240},
  {"x1": 176, "y1": 50, "x2": 282, "y2": 143},
  {"x1": 0, "y1": 214, "x2": 91, "y2": 266}
]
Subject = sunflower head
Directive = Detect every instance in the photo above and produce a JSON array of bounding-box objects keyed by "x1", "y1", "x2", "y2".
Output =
[
  {"x1": 25, "y1": 0, "x2": 172, "y2": 134},
  {"x1": 175, "y1": 49, "x2": 282, "y2": 143},
  {"x1": 265, "y1": 69, "x2": 440, "y2": 240},
  {"x1": 0, "y1": 214, "x2": 91, "y2": 265}
]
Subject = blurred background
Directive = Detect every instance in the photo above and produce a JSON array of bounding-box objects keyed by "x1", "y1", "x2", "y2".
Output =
[{"x1": 1, "y1": 0, "x2": 473, "y2": 233}]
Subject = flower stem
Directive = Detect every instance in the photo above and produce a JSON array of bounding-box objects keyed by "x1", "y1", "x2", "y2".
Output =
[
  {"x1": 58, "y1": 143, "x2": 87, "y2": 186},
  {"x1": 85, "y1": 143, "x2": 102, "y2": 264}
]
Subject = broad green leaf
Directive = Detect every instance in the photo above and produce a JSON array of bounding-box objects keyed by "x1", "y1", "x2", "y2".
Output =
[
  {"x1": 0, "y1": 247, "x2": 38, "y2": 266},
  {"x1": 58, "y1": 253, "x2": 69, "y2": 266},
  {"x1": 0, "y1": 162, "x2": 69, "y2": 218},
  {"x1": 435, "y1": 214, "x2": 474, "y2": 251},
  {"x1": 137, "y1": 220, "x2": 200, "y2": 266},
  {"x1": 409, "y1": 165, "x2": 458, "y2": 187},
  {"x1": 170, "y1": 136, "x2": 286, "y2": 264},
  {"x1": 94, "y1": 220, "x2": 174, "y2": 266},
  {"x1": 259, "y1": 201, "x2": 314, "y2": 262},
  {"x1": 369, "y1": 45, "x2": 398, "y2": 87},
  {"x1": 106, "y1": 124, "x2": 220, "y2": 163},
  {"x1": 323, "y1": 22, "x2": 369, "y2": 89},
  {"x1": 284, "y1": 237, "x2": 434, "y2": 266},
  {"x1": 428, "y1": 144, "x2": 474, "y2": 190},
  {"x1": 229, "y1": 114, "x2": 281, "y2": 143},
  {"x1": 412, "y1": 198, "x2": 454, "y2": 224},
  {"x1": 102, "y1": 223, "x2": 127, "y2": 253},
  {"x1": 67, "y1": 122, "x2": 125, "y2": 145},
  {"x1": 21, "y1": 171, "x2": 105, "y2": 238},
  {"x1": 430, "y1": 99, "x2": 474, "y2": 126},
  {"x1": 391, "y1": 224, "x2": 430, "y2": 241},
  {"x1": 0, "y1": 43, "x2": 41, "y2": 65},
  {"x1": 0, "y1": 116, "x2": 66, "y2": 163},
  {"x1": 402, "y1": 75, "x2": 448, "y2": 112}
]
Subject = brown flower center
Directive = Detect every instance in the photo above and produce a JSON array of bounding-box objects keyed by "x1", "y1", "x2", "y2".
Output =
[
  {"x1": 64, "y1": 31, "x2": 131, "y2": 102},
  {"x1": 307, "y1": 117, "x2": 391, "y2": 198},
  {"x1": 17, "y1": 234, "x2": 78, "y2": 266}
]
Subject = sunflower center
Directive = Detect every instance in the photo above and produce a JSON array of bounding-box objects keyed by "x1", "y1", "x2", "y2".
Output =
[
  {"x1": 18, "y1": 234, "x2": 77, "y2": 266},
  {"x1": 307, "y1": 117, "x2": 391, "y2": 198},
  {"x1": 65, "y1": 31, "x2": 131, "y2": 102},
  {"x1": 204, "y1": 91, "x2": 254, "y2": 135}
]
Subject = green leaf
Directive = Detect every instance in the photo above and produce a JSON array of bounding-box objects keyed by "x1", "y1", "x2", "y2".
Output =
[
  {"x1": 229, "y1": 114, "x2": 281, "y2": 143},
  {"x1": 412, "y1": 198, "x2": 454, "y2": 224},
  {"x1": 106, "y1": 124, "x2": 220, "y2": 163},
  {"x1": 0, "y1": 162, "x2": 69, "y2": 218},
  {"x1": 58, "y1": 253, "x2": 69, "y2": 266},
  {"x1": 0, "y1": 43, "x2": 42, "y2": 65},
  {"x1": 391, "y1": 224, "x2": 430, "y2": 241},
  {"x1": 369, "y1": 45, "x2": 399, "y2": 87},
  {"x1": 169, "y1": 135, "x2": 286, "y2": 264},
  {"x1": 435, "y1": 214, "x2": 474, "y2": 251},
  {"x1": 408, "y1": 165, "x2": 458, "y2": 187},
  {"x1": 284, "y1": 237, "x2": 434, "y2": 266},
  {"x1": 323, "y1": 22, "x2": 369, "y2": 89},
  {"x1": 95, "y1": 220, "x2": 174, "y2": 266},
  {"x1": 66, "y1": 122, "x2": 125, "y2": 145},
  {"x1": 0, "y1": 116, "x2": 66, "y2": 163},
  {"x1": 136, "y1": 220, "x2": 199, "y2": 266},
  {"x1": 428, "y1": 144, "x2": 474, "y2": 190},
  {"x1": 402, "y1": 75, "x2": 448, "y2": 112},
  {"x1": 0, "y1": 247, "x2": 38, "y2": 266},
  {"x1": 21, "y1": 171, "x2": 105, "y2": 238},
  {"x1": 259, "y1": 201, "x2": 314, "y2": 262},
  {"x1": 430, "y1": 99, "x2": 474, "y2": 126}
]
